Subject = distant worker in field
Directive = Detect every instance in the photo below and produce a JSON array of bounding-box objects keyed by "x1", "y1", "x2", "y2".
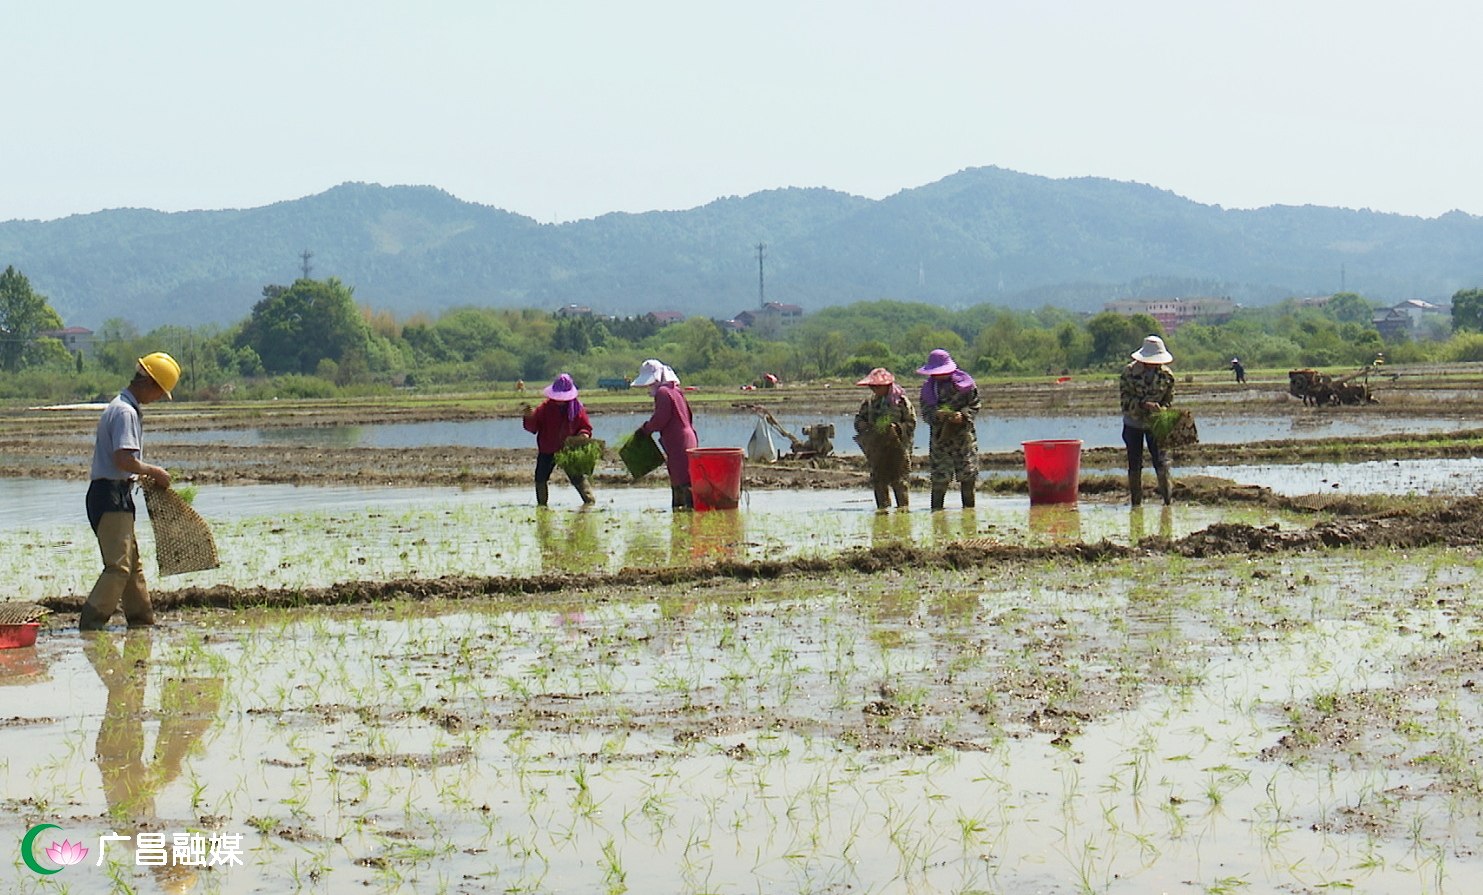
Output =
[
  {"x1": 632, "y1": 359, "x2": 698, "y2": 510},
  {"x1": 853, "y1": 368, "x2": 917, "y2": 510},
  {"x1": 1121, "y1": 336, "x2": 1176, "y2": 506},
  {"x1": 917, "y1": 349, "x2": 980, "y2": 510},
  {"x1": 80, "y1": 352, "x2": 180, "y2": 631},
  {"x1": 522, "y1": 373, "x2": 595, "y2": 507},
  {"x1": 1231, "y1": 357, "x2": 1246, "y2": 383}
]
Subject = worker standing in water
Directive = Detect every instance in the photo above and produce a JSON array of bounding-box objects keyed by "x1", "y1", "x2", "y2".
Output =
[
  {"x1": 522, "y1": 373, "x2": 595, "y2": 507},
  {"x1": 80, "y1": 352, "x2": 180, "y2": 630},
  {"x1": 917, "y1": 349, "x2": 980, "y2": 510},
  {"x1": 632, "y1": 359, "x2": 698, "y2": 510},
  {"x1": 853, "y1": 367, "x2": 916, "y2": 509},
  {"x1": 1121, "y1": 336, "x2": 1176, "y2": 506}
]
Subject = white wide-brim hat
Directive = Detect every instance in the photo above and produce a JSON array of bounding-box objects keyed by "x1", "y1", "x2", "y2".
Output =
[
  {"x1": 631, "y1": 359, "x2": 678, "y2": 388},
  {"x1": 1131, "y1": 335, "x2": 1173, "y2": 365}
]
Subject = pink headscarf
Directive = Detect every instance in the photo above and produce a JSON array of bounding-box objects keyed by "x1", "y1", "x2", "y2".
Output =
[
  {"x1": 921, "y1": 370, "x2": 975, "y2": 407},
  {"x1": 544, "y1": 373, "x2": 584, "y2": 420}
]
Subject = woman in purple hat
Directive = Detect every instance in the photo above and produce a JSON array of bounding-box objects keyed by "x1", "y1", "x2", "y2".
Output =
[
  {"x1": 522, "y1": 373, "x2": 595, "y2": 506},
  {"x1": 917, "y1": 349, "x2": 980, "y2": 509}
]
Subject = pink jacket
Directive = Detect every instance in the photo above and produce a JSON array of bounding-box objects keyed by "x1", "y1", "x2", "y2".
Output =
[{"x1": 639, "y1": 383, "x2": 698, "y2": 485}]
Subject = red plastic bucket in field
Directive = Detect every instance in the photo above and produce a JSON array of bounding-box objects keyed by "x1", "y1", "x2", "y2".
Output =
[
  {"x1": 687, "y1": 447, "x2": 745, "y2": 511},
  {"x1": 1022, "y1": 439, "x2": 1082, "y2": 504},
  {"x1": 0, "y1": 623, "x2": 39, "y2": 649}
]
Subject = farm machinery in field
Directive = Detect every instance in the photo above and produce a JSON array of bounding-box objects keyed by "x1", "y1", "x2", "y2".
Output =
[{"x1": 1288, "y1": 365, "x2": 1378, "y2": 407}]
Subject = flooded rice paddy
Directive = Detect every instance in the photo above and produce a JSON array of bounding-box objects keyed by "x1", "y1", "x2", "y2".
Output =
[
  {"x1": 7, "y1": 419, "x2": 1483, "y2": 891},
  {"x1": 142, "y1": 411, "x2": 1475, "y2": 455},
  {"x1": 7, "y1": 547, "x2": 1483, "y2": 893},
  {"x1": 0, "y1": 479, "x2": 1293, "y2": 603},
  {"x1": 1182, "y1": 456, "x2": 1483, "y2": 497}
]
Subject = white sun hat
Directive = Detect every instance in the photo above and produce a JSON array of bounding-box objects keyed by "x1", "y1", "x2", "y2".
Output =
[
  {"x1": 1131, "y1": 335, "x2": 1173, "y2": 365},
  {"x1": 631, "y1": 359, "x2": 679, "y2": 388}
]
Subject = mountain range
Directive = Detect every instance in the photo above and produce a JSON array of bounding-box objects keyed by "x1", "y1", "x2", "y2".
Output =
[{"x1": 1, "y1": 166, "x2": 1479, "y2": 331}]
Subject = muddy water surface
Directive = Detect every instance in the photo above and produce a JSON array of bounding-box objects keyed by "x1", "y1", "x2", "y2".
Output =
[
  {"x1": 12, "y1": 384, "x2": 1483, "y2": 891},
  {"x1": 0, "y1": 478, "x2": 1300, "y2": 604},
  {"x1": 144, "y1": 411, "x2": 1474, "y2": 454},
  {"x1": 1182, "y1": 456, "x2": 1483, "y2": 497},
  {"x1": 6, "y1": 551, "x2": 1483, "y2": 893}
]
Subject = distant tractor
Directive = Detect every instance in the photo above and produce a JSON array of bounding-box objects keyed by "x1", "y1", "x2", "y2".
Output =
[{"x1": 1289, "y1": 367, "x2": 1376, "y2": 407}]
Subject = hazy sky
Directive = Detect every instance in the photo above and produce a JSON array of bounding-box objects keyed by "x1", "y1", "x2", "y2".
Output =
[{"x1": 4, "y1": 1, "x2": 1479, "y2": 224}]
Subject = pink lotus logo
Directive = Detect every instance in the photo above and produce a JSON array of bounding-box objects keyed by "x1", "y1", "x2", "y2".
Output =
[
  {"x1": 21, "y1": 824, "x2": 85, "y2": 875},
  {"x1": 46, "y1": 839, "x2": 89, "y2": 865}
]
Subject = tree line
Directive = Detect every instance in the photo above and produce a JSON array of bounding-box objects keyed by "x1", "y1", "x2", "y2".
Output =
[{"x1": 1, "y1": 263, "x2": 1479, "y2": 402}]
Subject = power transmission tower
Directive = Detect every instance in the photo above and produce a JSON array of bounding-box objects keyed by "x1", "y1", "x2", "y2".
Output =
[
  {"x1": 300, "y1": 249, "x2": 314, "y2": 280},
  {"x1": 756, "y1": 243, "x2": 766, "y2": 308}
]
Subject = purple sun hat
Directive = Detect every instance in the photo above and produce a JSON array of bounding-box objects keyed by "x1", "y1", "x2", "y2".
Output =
[
  {"x1": 916, "y1": 349, "x2": 959, "y2": 376},
  {"x1": 543, "y1": 373, "x2": 579, "y2": 401}
]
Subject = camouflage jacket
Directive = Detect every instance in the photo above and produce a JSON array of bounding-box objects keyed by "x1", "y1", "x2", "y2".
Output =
[
  {"x1": 1119, "y1": 362, "x2": 1174, "y2": 429},
  {"x1": 924, "y1": 379, "x2": 980, "y2": 447},
  {"x1": 854, "y1": 393, "x2": 916, "y2": 452}
]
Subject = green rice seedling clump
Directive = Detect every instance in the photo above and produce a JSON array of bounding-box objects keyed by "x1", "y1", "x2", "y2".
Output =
[{"x1": 555, "y1": 438, "x2": 604, "y2": 477}]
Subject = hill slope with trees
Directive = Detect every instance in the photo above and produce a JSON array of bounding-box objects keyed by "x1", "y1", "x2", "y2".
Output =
[{"x1": 2, "y1": 167, "x2": 1481, "y2": 330}]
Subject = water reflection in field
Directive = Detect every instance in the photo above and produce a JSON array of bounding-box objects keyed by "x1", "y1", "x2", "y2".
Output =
[
  {"x1": 1183, "y1": 455, "x2": 1483, "y2": 496},
  {"x1": 9, "y1": 449, "x2": 1479, "y2": 606},
  {"x1": 4, "y1": 553, "x2": 1483, "y2": 893},
  {"x1": 154, "y1": 411, "x2": 1474, "y2": 454},
  {"x1": 0, "y1": 478, "x2": 1295, "y2": 603}
]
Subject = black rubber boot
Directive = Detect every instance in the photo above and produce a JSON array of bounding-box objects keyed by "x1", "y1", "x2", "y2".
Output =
[
  {"x1": 930, "y1": 487, "x2": 947, "y2": 511},
  {"x1": 873, "y1": 483, "x2": 890, "y2": 510},
  {"x1": 1156, "y1": 467, "x2": 1172, "y2": 506},
  {"x1": 535, "y1": 481, "x2": 549, "y2": 507},
  {"x1": 573, "y1": 476, "x2": 595, "y2": 505},
  {"x1": 960, "y1": 482, "x2": 976, "y2": 508},
  {"x1": 1128, "y1": 466, "x2": 1143, "y2": 506},
  {"x1": 79, "y1": 604, "x2": 111, "y2": 631},
  {"x1": 892, "y1": 483, "x2": 909, "y2": 508}
]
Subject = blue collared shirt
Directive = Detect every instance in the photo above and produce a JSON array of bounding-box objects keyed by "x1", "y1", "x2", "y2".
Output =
[{"x1": 90, "y1": 389, "x2": 143, "y2": 480}]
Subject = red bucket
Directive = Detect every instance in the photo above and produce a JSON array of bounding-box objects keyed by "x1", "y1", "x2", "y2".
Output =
[
  {"x1": 687, "y1": 448, "x2": 745, "y2": 511},
  {"x1": 0, "y1": 623, "x2": 40, "y2": 650},
  {"x1": 1022, "y1": 439, "x2": 1082, "y2": 505}
]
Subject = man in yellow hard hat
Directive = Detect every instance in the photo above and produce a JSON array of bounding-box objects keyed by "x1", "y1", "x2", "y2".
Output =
[{"x1": 80, "y1": 352, "x2": 181, "y2": 630}]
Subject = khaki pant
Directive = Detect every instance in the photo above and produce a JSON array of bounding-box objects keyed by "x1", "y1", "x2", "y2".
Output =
[{"x1": 81, "y1": 512, "x2": 153, "y2": 629}]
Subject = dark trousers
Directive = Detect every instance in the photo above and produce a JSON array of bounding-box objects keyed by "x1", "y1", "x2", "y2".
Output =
[
  {"x1": 535, "y1": 452, "x2": 557, "y2": 483},
  {"x1": 1122, "y1": 424, "x2": 1164, "y2": 471},
  {"x1": 87, "y1": 478, "x2": 135, "y2": 531}
]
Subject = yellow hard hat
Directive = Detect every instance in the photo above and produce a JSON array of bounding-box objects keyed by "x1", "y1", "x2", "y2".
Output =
[{"x1": 137, "y1": 352, "x2": 181, "y2": 399}]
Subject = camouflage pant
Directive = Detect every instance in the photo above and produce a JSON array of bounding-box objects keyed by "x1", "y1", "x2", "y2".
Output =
[{"x1": 929, "y1": 429, "x2": 978, "y2": 487}]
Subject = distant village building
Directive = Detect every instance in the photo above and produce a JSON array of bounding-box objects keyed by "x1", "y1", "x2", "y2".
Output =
[
  {"x1": 1102, "y1": 297, "x2": 1236, "y2": 334},
  {"x1": 647, "y1": 310, "x2": 685, "y2": 325},
  {"x1": 1374, "y1": 299, "x2": 1445, "y2": 342},
  {"x1": 728, "y1": 302, "x2": 803, "y2": 339},
  {"x1": 554, "y1": 304, "x2": 594, "y2": 318},
  {"x1": 38, "y1": 326, "x2": 95, "y2": 357}
]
